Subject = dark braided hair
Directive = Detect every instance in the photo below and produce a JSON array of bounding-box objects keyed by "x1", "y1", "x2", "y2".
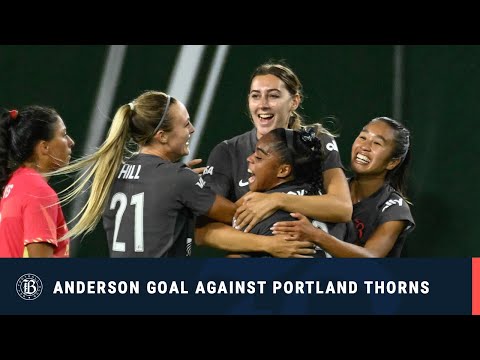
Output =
[{"x1": 267, "y1": 127, "x2": 325, "y2": 194}]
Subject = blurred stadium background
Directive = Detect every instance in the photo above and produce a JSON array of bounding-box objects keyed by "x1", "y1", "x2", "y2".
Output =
[{"x1": 1, "y1": 45, "x2": 478, "y2": 257}]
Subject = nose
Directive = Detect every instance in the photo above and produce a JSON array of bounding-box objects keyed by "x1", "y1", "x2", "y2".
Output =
[
  {"x1": 260, "y1": 95, "x2": 269, "y2": 108},
  {"x1": 247, "y1": 153, "x2": 254, "y2": 164},
  {"x1": 68, "y1": 135, "x2": 75, "y2": 147},
  {"x1": 189, "y1": 123, "x2": 195, "y2": 134},
  {"x1": 363, "y1": 139, "x2": 373, "y2": 151}
]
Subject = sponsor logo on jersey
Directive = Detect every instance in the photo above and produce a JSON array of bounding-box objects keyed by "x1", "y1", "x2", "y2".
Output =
[
  {"x1": 326, "y1": 139, "x2": 339, "y2": 152},
  {"x1": 287, "y1": 189, "x2": 306, "y2": 196},
  {"x1": 16, "y1": 273, "x2": 43, "y2": 300},
  {"x1": 238, "y1": 179, "x2": 249, "y2": 187},
  {"x1": 382, "y1": 198, "x2": 403, "y2": 212},
  {"x1": 202, "y1": 166, "x2": 214, "y2": 176},
  {"x1": 196, "y1": 177, "x2": 206, "y2": 189}
]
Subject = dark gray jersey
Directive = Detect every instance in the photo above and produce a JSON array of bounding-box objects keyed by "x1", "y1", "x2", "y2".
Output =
[
  {"x1": 103, "y1": 154, "x2": 216, "y2": 258},
  {"x1": 202, "y1": 128, "x2": 344, "y2": 202},
  {"x1": 345, "y1": 182, "x2": 415, "y2": 257},
  {"x1": 242, "y1": 182, "x2": 347, "y2": 258}
]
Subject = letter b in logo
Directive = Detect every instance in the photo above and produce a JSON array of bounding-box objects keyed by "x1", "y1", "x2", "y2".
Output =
[{"x1": 16, "y1": 273, "x2": 43, "y2": 300}]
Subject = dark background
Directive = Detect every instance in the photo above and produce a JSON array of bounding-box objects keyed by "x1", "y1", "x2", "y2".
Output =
[{"x1": 1, "y1": 45, "x2": 477, "y2": 257}]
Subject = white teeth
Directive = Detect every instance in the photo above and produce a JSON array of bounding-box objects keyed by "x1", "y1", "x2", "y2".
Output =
[
  {"x1": 258, "y1": 114, "x2": 273, "y2": 119},
  {"x1": 247, "y1": 169, "x2": 253, "y2": 174},
  {"x1": 356, "y1": 154, "x2": 370, "y2": 163}
]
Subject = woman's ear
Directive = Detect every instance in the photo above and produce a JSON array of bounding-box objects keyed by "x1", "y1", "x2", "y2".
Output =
[
  {"x1": 153, "y1": 130, "x2": 168, "y2": 144},
  {"x1": 291, "y1": 93, "x2": 300, "y2": 111},
  {"x1": 36, "y1": 140, "x2": 49, "y2": 156},
  {"x1": 386, "y1": 157, "x2": 401, "y2": 171},
  {"x1": 277, "y1": 164, "x2": 292, "y2": 178}
]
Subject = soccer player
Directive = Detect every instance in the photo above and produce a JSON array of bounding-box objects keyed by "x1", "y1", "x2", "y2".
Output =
[
  {"x1": 203, "y1": 62, "x2": 351, "y2": 230},
  {"x1": 230, "y1": 127, "x2": 347, "y2": 258},
  {"x1": 271, "y1": 117, "x2": 415, "y2": 257},
  {"x1": 52, "y1": 90, "x2": 310, "y2": 258},
  {"x1": 195, "y1": 62, "x2": 351, "y2": 255}
]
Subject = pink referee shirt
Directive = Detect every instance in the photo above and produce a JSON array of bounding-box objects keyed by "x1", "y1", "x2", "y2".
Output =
[{"x1": 0, "y1": 167, "x2": 69, "y2": 257}]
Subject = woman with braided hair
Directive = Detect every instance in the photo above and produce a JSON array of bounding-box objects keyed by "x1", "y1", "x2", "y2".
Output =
[
  {"x1": 228, "y1": 127, "x2": 346, "y2": 258},
  {"x1": 0, "y1": 106, "x2": 75, "y2": 257}
]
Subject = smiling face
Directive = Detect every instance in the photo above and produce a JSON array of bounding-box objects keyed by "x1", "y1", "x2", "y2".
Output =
[
  {"x1": 351, "y1": 119, "x2": 401, "y2": 178},
  {"x1": 163, "y1": 100, "x2": 195, "y2": 162},
  {"x1": 246, "y1": 132, "x2": 292, "y2": 192},
  {"x1": 248, "y1": 74, "x2": 299, "y2": 139},
  {"x1": 44, "y1": 117, "x2": 75, "y2": 171}
]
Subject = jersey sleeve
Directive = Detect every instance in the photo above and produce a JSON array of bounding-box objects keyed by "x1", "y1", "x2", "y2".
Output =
[
  {"x1": 177, "y1": 166, "x2": 217, "y2": 216},
  {"x1": 201, "y1": 141, "x2": 232, "y2": 197},
  {"x1": 319, "y1": 133, "x2": 344, "y2": 172},
  {"x1": 378, "y1": 193, "x2": 416, "y2": 235},
  {"x1": 23, "y1": 185, "x2": 62, "y2": 248}
]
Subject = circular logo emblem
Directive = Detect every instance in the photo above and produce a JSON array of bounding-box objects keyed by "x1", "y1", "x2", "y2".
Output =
[{"x1": 16, "y1": 273, "x2": 43, "y2": 300}]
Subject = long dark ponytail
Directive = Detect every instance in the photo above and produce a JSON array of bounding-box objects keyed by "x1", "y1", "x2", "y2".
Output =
[{"x1": 373, "y1": 117, "x2": 411, "y2": 198}]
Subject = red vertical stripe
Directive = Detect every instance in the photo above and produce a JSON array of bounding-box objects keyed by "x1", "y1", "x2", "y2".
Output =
[{"x1": 472, "y1": 258, "x2": 480, "y2": 315}]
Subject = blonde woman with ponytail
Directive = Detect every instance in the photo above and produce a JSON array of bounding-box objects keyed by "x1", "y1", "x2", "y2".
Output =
[{"x1": 53, "y1": 91, "x2": 239, "y2": 257}]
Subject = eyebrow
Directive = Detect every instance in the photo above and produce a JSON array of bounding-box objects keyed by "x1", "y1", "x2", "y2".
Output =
[
  {"x1": 256, "y1": 146, "x2": 269, "y2": 156},
  {"x1": 360, "y1": 129, "x2": 387, "y2": 142},
  {"x1": 250, "y1": 89, "x2": 281, "y2": 94}
]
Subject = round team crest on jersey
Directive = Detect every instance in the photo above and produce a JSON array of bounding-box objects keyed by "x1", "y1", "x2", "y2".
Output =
[{"x1": 16, "y1": 273, "x2": 43, "y2": 300}]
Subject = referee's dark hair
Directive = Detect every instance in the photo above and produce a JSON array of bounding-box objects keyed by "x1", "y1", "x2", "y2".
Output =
[{"x1": 0, "y1": 106, "x2": 60, "y2": 192}]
